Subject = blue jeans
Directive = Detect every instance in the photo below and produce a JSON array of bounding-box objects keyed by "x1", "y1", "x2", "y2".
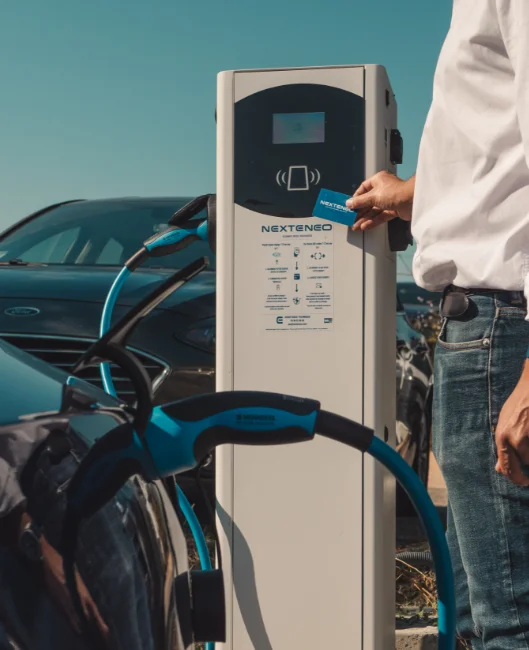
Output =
[{"x1": 433, "y1": 290, "x2": 529, "y2": 649}]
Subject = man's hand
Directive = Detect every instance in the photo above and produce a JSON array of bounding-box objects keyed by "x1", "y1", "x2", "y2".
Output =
[
  {"x1": 495, "y1": 360, "x2": 529, "y2": 486},
  {"x1": 346, "y1": 171, "x2": 415, "y2": 231}
]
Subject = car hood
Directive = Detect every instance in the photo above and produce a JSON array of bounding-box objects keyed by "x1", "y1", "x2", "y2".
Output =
[{"x1": 0, "y1": 265, "x2": 215, "y2": 317}]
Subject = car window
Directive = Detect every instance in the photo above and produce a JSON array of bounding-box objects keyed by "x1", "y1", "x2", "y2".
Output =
[
  {"x1": 0, "y1": 199, "x2": 216, "y2": 271},
  {"x1": 19, "y1": 227, "x2": 81, "y2": 264},
  {"x1": 95, "y1": 238, "x2": 125, "y2": 265}
]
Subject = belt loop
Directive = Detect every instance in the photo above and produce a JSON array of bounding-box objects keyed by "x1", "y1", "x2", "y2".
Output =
[{"x1": 507, "y1": 290, "x2": 524, "y2": 306}]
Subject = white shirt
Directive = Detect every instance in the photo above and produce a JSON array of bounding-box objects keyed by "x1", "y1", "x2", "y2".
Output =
[{"x1": 412, "y1": 0, "x2": 529, "y2": 303}]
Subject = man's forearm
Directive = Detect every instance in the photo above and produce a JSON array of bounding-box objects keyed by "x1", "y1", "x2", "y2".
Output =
[
  {"x1": 405, "y1": 173, "x2": 416, "y2": 195},
  {"x1": 397, "y1": 173, "x2": 416, "y2": 221}
]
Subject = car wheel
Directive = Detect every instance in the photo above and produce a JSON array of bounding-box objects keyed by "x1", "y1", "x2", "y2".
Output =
[{"x1": 397, "y1": 397, "x2": 431, "y2": 517}]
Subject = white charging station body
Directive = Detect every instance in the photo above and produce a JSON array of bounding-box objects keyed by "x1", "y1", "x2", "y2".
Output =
[{"x1": 216, "y1": 64, "x2": 398, "y2": 650}]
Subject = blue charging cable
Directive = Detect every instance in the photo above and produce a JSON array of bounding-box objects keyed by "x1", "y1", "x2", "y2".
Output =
[
  {"x1": 99, "y1": 265, "x2": 130, "y2": 397},
  {"x1": 89, "y1": 192, "x2": 453, "y2": 648},
  {"x1": 96, "y1": 198, "x2": 215, "y2": 647},
  {"x1": 98, "y1": 263, "x2": 214, "y2": 590},
  {"x1": 98, "y1": 263, "x2": 455, "y2": 647},
  {"x1": 368, "y1": 437, "x2": 455, "y2": 648},
  {"x1": 62, "y1": 391, "x2": 456, "y2": 649}
]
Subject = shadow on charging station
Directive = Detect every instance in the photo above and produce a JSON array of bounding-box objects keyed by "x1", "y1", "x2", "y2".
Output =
[{"x1": 217, "y1": 501, "x2": 273, "y2": 650}]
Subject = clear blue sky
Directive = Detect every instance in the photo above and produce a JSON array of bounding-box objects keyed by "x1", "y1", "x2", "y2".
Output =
[{"x1": 0, "y1": 0, "x2": 451, "y2": 281}]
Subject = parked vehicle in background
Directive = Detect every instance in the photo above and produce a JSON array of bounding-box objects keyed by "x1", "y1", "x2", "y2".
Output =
[
  {"x1": 398, "y1": 281, "x2": 443, "y2": 355},
  {"x1": 397, "y1": 282, "x2": 442, "y2": 318},
  {"x1": 0, "y1": 198, "x2": 216, "y2": 406},
  {"x1": 0, "y1": 198, "x2": 433, "y2": 515},
  {"x1": 396, "y1": 295, "x2": 434, "y2": 514}
]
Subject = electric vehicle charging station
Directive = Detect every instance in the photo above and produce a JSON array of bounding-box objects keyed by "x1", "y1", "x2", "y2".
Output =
[
  {"x1": 0, "y1": 59, "x2": 457, "y2": 650},
  {"x1": 216, "y1": 64, "x2": 410, "y2": 650}
]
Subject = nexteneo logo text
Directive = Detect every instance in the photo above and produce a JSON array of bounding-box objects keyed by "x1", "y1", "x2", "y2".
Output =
[
  {"x1": 261, "y1": 223, "x2": 332, "y2": 233},
  {"x1": 320, "y1": 201, "x2": 349, "y2": 212},
  {"x1": 237, "y1": 414, "x2": 275, "y2": 422}
]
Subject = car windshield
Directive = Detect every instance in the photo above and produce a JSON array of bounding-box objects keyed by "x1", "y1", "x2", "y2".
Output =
[{"x1": 0, "y1": 198, "x2": 216, "y2": 271}]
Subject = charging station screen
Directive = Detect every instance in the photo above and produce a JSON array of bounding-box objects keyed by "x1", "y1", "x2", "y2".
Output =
[{"x1": 272, "y1": 112, "x2": 325, "y2": 144}]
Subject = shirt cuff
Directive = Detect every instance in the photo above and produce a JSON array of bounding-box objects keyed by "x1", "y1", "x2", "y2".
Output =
[{"x1": 523, "y1": 272, "x2": 529, "y2": 323}]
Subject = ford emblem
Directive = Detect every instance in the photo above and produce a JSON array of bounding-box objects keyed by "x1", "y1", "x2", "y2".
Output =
[{"x1": 4, "y1": 306, "x2": 40, "y2": 317}]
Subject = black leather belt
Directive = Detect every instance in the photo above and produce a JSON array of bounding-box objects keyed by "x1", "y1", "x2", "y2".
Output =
[{"x1": 440, "y1": 284, "x2": 526, "y2": 318}]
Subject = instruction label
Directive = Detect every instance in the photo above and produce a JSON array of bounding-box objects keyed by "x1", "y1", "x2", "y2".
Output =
[{"x1": 261, "y1": 224, "x2": 334, "y2": 331}]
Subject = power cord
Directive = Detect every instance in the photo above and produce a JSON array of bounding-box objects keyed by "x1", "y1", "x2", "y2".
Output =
[{"x1": 195, "y1": 456, "x2": 222, "y2": 571}]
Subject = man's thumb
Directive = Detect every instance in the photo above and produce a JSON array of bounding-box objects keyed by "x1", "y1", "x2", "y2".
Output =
[{"x1": 346, "y1": 192, "x2": 375, "y2": 211}]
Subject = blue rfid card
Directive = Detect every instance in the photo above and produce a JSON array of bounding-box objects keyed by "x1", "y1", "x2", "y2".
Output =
[{"x1": 312, "y1": 188, "x2": 358, "y2": 227}]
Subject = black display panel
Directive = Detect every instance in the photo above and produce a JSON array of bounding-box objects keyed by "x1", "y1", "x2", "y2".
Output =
[
  {"x1": 272, "y1": 112, "x2": 325, "y2": 145},
  {"x1": 234, "y1": 83, "x2": 365, "y2": 218}
]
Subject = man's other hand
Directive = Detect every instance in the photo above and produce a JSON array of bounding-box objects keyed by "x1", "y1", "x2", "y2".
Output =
[
  {"x1": 346, "y1": 171, "x2": 415, "y2": 231},
  {"x1": 495, "y1": 361, "x2": 529, "y2": 486}
]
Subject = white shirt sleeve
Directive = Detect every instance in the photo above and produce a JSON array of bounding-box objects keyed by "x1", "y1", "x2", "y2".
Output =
[{"x1": 496, "y1": 0, "x2": 529, "y2": 171}]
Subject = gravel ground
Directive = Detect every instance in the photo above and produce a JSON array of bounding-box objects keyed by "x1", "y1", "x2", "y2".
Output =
[{"x1": 395, "y1": 452, "x2": 448, "y2": 629}]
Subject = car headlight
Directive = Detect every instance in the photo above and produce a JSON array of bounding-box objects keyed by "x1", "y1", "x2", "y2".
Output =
[{"x1": 174, "y1": 317, "x2": 216, "y2": 354}]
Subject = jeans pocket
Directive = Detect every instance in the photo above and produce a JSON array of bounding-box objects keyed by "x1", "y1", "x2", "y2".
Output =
[{"x1": 436, "y1": 315, "x2": 491, "y2": 351}]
